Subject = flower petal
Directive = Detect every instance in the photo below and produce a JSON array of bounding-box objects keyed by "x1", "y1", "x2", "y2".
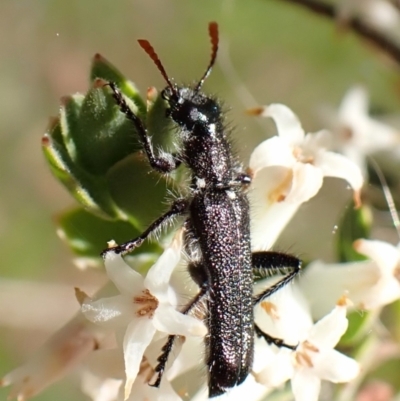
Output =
[
  {"x1": 314, "y1": 150, "x2": 363, "y2": 191},
  {"x1": 144, "y1": 232, "x2": 183, "y2": 303},
  {"x1": 303, "y1": 130, "x2": 332, "y2": 151},
  {"x1": 286, "y1": 163, "x2": 323, "y2": 204},
  {"x1": 249, "y1": 136, "x2": 296, "y2": 173},
  {"x1": 82, "y1": 295, "x2": 133, "y2": 328},
  {"x1": 250, "y1": 194, "x2": 300, "y2": 251},
  {"x1": 332, "y1": 86, "x2": 400, "y2": 175},
  {"x1": 84, "y1": 348, "x2": 124, "y2": 379},
  {"x1": 254, "y1": 284, "x2": 312, "y2": 344},
  {"x1": 313, "y1": 349, "x2": 360, "y2": 382},
  {"x1": 363, "y1": 118, "x2": 400, "y2": 150},
  {"x1": 1, "y1": 315, "x2": 103, "y2": 401},
  {"x1": 213, "y1": 374, "x2": 271, "y2": 401},
  {"x1": 81, "y1": 370, "x2": 122, "y2": 401},
  {"x1": 253, "y1": 349, "x2": 293, "y2": 387},
  {"x1": 103, "y1": 251, "x2": 144, "y2": 296},
  {"x1": 369, "y1": 277, "x2": 400, "y2": 308},
  {"x1": 249, "y1": 166, "x2": 304, "y2": 250},
  {"x1": 156, "y1": 378, "x2": 184, "y2": 401},
  {"x1": 291, "y1": 370, "x2": 321, "y2": 401},
  {"x1": 263, "y1": 104, "x2": 305, "y2": 144},
  {"x1": 165, "y1": 336, "x2": 201, "y2": 380},
  {"x1": 153, "y1": 304, "x2": 207, "y2": 337},
  {"x1": 347, "y1": 238, "x2": 400, "y2": 308},
  {"x1": 298, "y1": 259, "x2": 380, "y2": 319},
  {"x1": 354, "y1": 239, "x2": 399, "y2": 277},
  {"x1": 123, "y1": 319, "x2": 156, "y2": 400},
  {"x1": 127, "y1": 376, "x2": 183, "y2": 401},
  {"x1": 308, "y1": 304, "x2": 348, "y2": 349},
  {"x1": 338, "y1": 86, "x2": 368, "y2": 123}
]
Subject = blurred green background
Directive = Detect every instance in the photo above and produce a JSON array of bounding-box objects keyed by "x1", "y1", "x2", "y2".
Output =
[{"x1": 0, "y1": 0, "x2": 399, "y2": 400}]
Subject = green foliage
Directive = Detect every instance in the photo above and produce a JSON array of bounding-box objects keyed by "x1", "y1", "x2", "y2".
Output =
[
  {"x1": 42, "y1": 54, "x2": 176, "y2": 261},
  {"x1": 340, "y1": 310, "x2": 373, "y2": 346},
  {"x1": 336, "y1": 201, "x2": 372, "y2": 262},
  {"x1": 57, "y1": 207, "x2": 162, "y2": 266}
]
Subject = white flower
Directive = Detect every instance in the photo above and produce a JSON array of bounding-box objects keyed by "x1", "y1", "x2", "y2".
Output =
[
  {"x1": 297, "y1": 259, "x2": 378, "y2": 319},
  {"x1": 298, "y1": 239, "x2": 400, "y2": 317},
  {"x1": 253, "y1": 288, "x2": 359, "y2": 401},
  {"x1": 124, "y1": 373, "x2": 182, "y2": 401},
  {"x1": 81, "y1": 348, "x2": 124, "y2": 401},
  {"x1": 353, "y1": 239, "x2": 400, "y2": 309},
  {"x1": 190, "y1": 375, "x2": 271, "y2": 401},
  {"x1": 289, "y1": 302, "x2": 360, "y2": 401},
  {"x1": 161, "y1": 336, "x2": 203, "y2": 382},
  {"x1": 81, "y1": 348, "x2": 183, "y2": 401},
  {"x1": 81, "y1": 231, "x2": 207, "y2": 400},
  {"x1": 82, "y1": 370, "x2": 122, "y2": 401},
  {"x1": 0, "y1": 314, "x2": 107, "y2": 400},
  {"x1": 248, "y1": 104, "x2": 363, "y2": 250},
  {"x1": 328, "y1": 86, "x2": 399, "y2": 174}
]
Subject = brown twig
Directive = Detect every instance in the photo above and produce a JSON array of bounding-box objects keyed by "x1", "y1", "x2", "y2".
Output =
[
  {"x1": 276, "y1": 0, "x2": 400, "y2": 66},
  {"x1": 389, "y1": 0, "x2": 400, "y2": 12}
]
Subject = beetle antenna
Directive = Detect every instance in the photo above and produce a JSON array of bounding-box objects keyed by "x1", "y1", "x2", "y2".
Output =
[
  {"x1": 138, "y1": 39, "x2": 177, "y2": 96},
  {"x1": 195, "y1": 22, "x2": 219, "y2": 92}
]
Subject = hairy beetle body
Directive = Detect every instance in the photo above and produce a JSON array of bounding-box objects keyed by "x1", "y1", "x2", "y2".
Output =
[{"x1": 105, "y1": 22, "x2": 302, "y2": 398}]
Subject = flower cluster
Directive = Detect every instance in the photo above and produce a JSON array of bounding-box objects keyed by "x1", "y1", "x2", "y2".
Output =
[{"x1": 3, "y1": 51, "x2": 400, "y2": 401}]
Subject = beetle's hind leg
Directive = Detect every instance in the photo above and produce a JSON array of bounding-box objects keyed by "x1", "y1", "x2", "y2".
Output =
[
  {"x1": 252, "y1": 251, "x2": 302, "y2": 350},
  {"x1": 253, "y1": 251, "x2": 301, "y2": 303}
]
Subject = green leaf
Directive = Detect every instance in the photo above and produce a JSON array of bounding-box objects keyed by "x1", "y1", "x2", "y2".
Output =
[
  {"x1": 59, "y1": 94, "x2": 83, "y2": 158},
  {"x1": 336, "y1": 201, "x2": 372, "y2": 262},
  {"x1": 42, "y1": 118, "x2": 125, "y2": 219},
  {"x1": 43, "y1": 55, "x2": 182, "y2": 226},
  {"x1": 107, "y1": 153, "x2": 176, "y2": 230},
  {"x1": 381, "y1": 299, "x2": 400, "y2": 343},
  {"x1": 57, "y1": 207, "x2": 162, "y2": 262},
  {"x1": 339, "y1": 310, "x2": 374, "y2": 346},
  {"x1": 68, "y1": 85, "x2": 142, "y2": 175},
  {"x1": 90, "y1": 53, "x2": 146, "y2": 115}
]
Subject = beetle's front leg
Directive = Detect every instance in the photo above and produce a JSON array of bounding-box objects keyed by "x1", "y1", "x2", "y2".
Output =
[
  {"x1": 107, "y1": 82, "x2": 180, "y2": 174},
  {"x1": 102, "y1": 199, "x2": 188, "y2": 256}
]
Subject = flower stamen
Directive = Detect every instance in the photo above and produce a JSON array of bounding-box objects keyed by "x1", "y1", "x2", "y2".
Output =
[
  {"x1": 293, "y1": 146, "x2": 314, "y2": 164},
  {"x1": 294, "y1": 340, "x2": 319, "y2": 368},
  {"x1": 340, "y1": 125, "x2": 354, "y2": 141},
  {"x1": 261, "y1": 301, "x2": 280, "y2": 320},
  {"x1": 268, "y1": 170, "x2": 293, "y2": 203},
  {"x1": 133, "y1": 289, "x2": 159, "y2": 318}
]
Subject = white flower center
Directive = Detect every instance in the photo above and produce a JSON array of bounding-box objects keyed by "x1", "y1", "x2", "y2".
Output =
[
  {"x1": 133, "y1": 289, "x2": 159, "y2": 318},
  {"x1": 293, "y1": 146, "x2": 314, "y2": 164},
  {"x1": 340, "y1": 125, "x2": 354, "y2": 142},
  {"x1": 294, "y1": 340, "x2": 319, "y2": 368}
]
